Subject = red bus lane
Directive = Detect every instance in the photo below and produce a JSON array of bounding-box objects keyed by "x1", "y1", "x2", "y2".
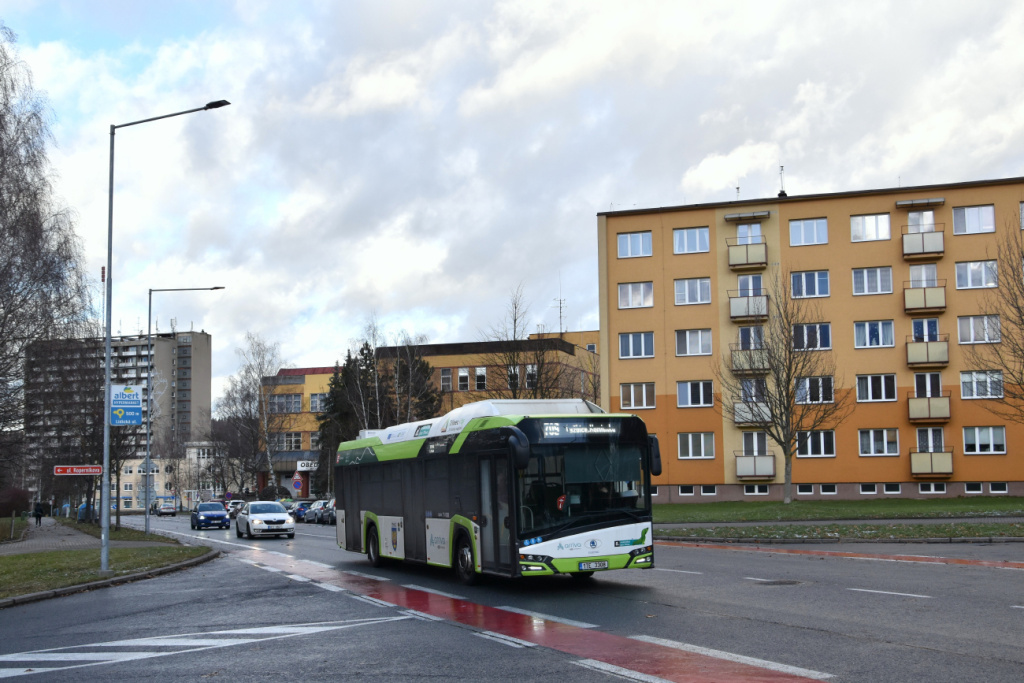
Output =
[{"x1": 239, "y1": 549, "x2": 829, "y2": 683}]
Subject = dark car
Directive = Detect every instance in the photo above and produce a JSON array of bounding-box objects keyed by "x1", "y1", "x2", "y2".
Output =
[
  {"x1": 290, "y1": 502, "x2": 311, "y2": 522},
  {"x1": 191, "y1": 502, "x2": 230, "y2": 530},
  {"x1": 326, "y1": 498, "x2": 336, "y2": 526}
]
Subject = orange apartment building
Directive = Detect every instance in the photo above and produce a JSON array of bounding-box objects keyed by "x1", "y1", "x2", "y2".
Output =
[{"x1": 598, "y1": 176, "x2": 1024, "y2": 502}]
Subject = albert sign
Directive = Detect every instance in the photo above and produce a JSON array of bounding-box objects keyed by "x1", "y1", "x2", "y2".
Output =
[{"x1": 110, "y1": 385, "x2": 143, "y2": 426}]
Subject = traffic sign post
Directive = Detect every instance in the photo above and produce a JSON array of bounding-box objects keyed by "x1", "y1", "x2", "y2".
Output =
[{"x1": 292, "y1": 471, "x2": 303, "y2": 493}]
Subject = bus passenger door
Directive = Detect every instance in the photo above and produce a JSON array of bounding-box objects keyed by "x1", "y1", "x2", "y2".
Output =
[{"x1": 479, "y1": 455, "x2": 512, "y2": 572}]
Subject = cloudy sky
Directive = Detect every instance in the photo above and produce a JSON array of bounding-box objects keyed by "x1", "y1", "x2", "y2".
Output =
[{"x1": 5, "y1": 0, "x2": 1024, "y2": 404}]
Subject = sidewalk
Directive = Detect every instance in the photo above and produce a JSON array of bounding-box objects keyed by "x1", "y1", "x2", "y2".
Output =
[
  {"x1": 655, "y1": 516, "x2": 1024, "y2": 529},
  {"x1": 0, "y1": 517, "x2": 172, "y2": 556}
]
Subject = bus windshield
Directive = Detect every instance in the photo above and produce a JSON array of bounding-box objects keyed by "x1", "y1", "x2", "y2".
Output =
[{"x1": 515, "y1": 441, "x2": 649, "y2": 539}]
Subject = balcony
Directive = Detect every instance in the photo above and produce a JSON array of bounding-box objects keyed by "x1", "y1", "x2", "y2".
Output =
[
  {"x1": 907, "y1": 392, "x2": 951, "y2": 422},
  {"x1": 902, "y1": 224, "x2": 945, "y2": 260},
  {"x1": 726, "y1": 236, "x2": 768, "y2": 271},
  {"x1": 729, "y1": 292, "x2": 768, "y2": 322},
  {"x1": 903, "y1": 281, "x2": 946, "y2": 313},
  {"x1": 734, "y1": 452, "x2": 776, "y2": 479},
  {"x1": 730, "y1": 344, "x2": 768, "y2": 375},
  {"x1": 906, "y1": 335, "x2": 949, "y2": 367},
  {"x1": 733, "y1": 401, "x2": 770, "y2": 425},
  {"x1": 910, "y1": 450, "x2": 953, "y2": 478}
]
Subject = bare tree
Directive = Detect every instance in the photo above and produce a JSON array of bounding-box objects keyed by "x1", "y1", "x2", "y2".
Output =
[
  {"x1": 714, "y1": 273, "x2": 853, "y2": 503},
  {"x1": 961, "y1": 216, "x2": 1024, "y2": 424},
  {"x1": 0, "y1": 25, "x2": 92, "y2": 466}
]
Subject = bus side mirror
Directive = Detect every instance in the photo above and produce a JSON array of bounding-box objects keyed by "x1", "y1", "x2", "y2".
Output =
[
  {"x1": 649, "y1": 435, "x2": 662, "y2": 477},
  {"x1": 506, "y1": 427, "x2": 531, "y2": 469}
]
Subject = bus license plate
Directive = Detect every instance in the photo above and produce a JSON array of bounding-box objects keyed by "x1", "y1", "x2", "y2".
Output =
[{"x1": 579, "y1": 561, "x2": 608, "y2": 571}]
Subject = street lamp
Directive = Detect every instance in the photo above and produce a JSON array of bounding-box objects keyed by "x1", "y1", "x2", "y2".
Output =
[
  {"x1": 101, "y1": 100, "x2": 230, "y2": 573},
  {"x1": 143, "y1": 286, "x2": 225, "y2": 535}
]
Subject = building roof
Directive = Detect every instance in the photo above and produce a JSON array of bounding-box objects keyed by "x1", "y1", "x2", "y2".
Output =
[{"x1": 277, "y1": 367, "x2": 336, "y2": 376}]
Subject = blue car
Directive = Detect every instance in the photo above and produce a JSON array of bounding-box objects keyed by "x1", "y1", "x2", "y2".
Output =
[{"x1": 191, "y1": 502, "x2": 230, "y2": 530}]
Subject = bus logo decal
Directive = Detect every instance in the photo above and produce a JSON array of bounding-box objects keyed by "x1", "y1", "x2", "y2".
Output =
[{"x1": 587, "y1": 539, "x2": 602, "y2": 549}]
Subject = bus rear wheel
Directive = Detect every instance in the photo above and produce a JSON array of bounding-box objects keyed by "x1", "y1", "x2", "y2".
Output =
[
  {"x1": 367, "y1": 526, "x2": 383, "y2": 567},
  {"x1": 454, "y1": 536, "x2": 477, "y2": 585}
]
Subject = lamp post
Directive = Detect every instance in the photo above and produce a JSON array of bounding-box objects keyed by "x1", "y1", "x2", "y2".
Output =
[
  {"x1": 144, "y1": 286, "x2": 225, "y2": 534},
  {"x1": 101, "y1": 100, "x2": 230, "y2": 573}
]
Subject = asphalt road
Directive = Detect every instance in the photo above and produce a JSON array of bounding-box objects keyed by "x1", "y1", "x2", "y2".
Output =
[{"x1": 1, "y1": 514, "x2": 1021, "y2": 682}]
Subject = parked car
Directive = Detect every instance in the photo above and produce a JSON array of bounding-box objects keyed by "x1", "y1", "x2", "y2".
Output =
[
  {"x1": 157, "y1": 502, "x2": 177, "y2": 517},
  {"x1": 235, "y1": 501, "x2": 295, "y2": 539},
  {"x1": 289, "y1": 501, "x2": 311, "y2": 522},
  {"x1": 227, "y1": 500, "x2": 245, "y2": 518},
  {"x1": 306, "y1": 500, "x2": 326, "y2": 524},
  {"x1": 324, "y1": 498, "x2": 336, "y2": 525},
  {"x1": 191, "y1": 502, "x2": 230, "y2": 530}
]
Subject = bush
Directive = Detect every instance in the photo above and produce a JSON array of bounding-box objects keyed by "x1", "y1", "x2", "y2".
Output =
[
  {"x1": 259, "y1": 485, "x2": 291, "y2": 501},
  {"x1": 0, "y1": 487, "x2": 31, "y2": 517}
]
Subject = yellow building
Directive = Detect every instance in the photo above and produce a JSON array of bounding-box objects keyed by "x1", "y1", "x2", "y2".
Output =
[
  {"x1": 260, "y1": 367, "x2": 334, "y2": 497},
  {"x1": 598, "y1": 176, "x2": 1024, "y2": 502}
]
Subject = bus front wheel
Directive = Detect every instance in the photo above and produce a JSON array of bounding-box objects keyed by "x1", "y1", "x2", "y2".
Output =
[
  {"x1": 367, "y1": 526, "x2": 383, "y2": 567},
  {"x1": 454, "y1": 536, "x2": 477, "y2": 585}
]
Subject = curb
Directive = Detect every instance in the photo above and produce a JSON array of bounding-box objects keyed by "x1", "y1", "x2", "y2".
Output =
[
  {"x1": 0, "y1": 547, "x2": 221, "y2": 610},
  {"x1": 655, "y1": 535, "x2": 1024, "y2": 545}
]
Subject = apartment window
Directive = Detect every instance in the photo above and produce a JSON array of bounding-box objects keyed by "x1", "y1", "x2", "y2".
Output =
[
  {"x1": 675, "y1": 277, "x2": 711, "y2": 305},
  {"x1": 744, "y1": 484, "x2": 769, "y2": 496},
  {"x1": 310, "y1": 393, "x2": 328, "y2": 413},
  {"x1": 991, "y1": 482, "x2": 1009, "y2": 494},
  {"x1": 586, "y1": 343, "x2": 596, "y2": 352},
  {"x1": 475, "y1": 367, "x2": 486, "y2": 391},
  {"x1": 701, "y1": 485, "x2": 717, "y2": 495},
  {"x1": 269, "y1": 394, "x2": 302, "y2": 413},
  {"x1": 737, "y1": 223, "x2": 761, "y2": 245},
  {"x1": 676, "y1": 329, "x2": 712, "y2": 356},
  {"x1": 677, "y1": 485, "x2": 694, "y2": 496},
  {"x1": 796, "y1": 376, "x2": 833, "y2": 404},
  {"x1": 797, "y1": 430, "x2": 835, "y2": 457},
  {"x1": 917, "y1": 427, "x2": 944, "y2": 453},
  {"x1": 859, "y1": 428, "x2": 899, "y2": 456},
  {"x1": 883, "y1": 483, "x2": 901, "y2": 494},
  {"x1": 124, "y1": 483, "x2": 133, "y2": 491},
  {"x1": 855, "y1": 320, "x2": 894, "y2": 348},
  {"x1": 852, "y1": 267, "x2": 893, "y2": 295},
  {"x1": 679, "y1": 432, "x2": 714, "y2": 459},
  {"x1": 860, "y1": 484, "x2": 877, "y2": 495},
  {"x1": 958, "y1": 315, "x2": 1000, "y2": 344},
  {"x1": 961, "y1": 371, "x2": 1003, "y2": 399},
  {"x1": 618, "y1": 231, "x2": 652, "y2": 258},
  {"x1": 621, "y1": 383, "x2": 655, "y2": 409},
  {"x1": 914, "y1": 372, "x2": 942, "y2": 398},
  {"x1": 123, "y1": 466, "x2": 133, "y2": 475},
  {"x1": 919, "y1": 482, "x2": 946, "y2": 494},
  {"x1": 793, "y1": 323, "x2": 831, "y2": 350},
  {"x1": 309, "y1": 432, "x2": 320, "y2": 451},
  {"x1": 741, "y1": 378, "x2": 767, "y2": 403},
  {"x1": 738, "y1": 274, "x2": 762, "y2": 297},
  {"x1": 851, "y1": 213, "x2": 891, "y2": 242},
  {"x1": 908, "y1": 210, "x2": 935, "y2": 233},
  {"x1": 965, "y1": 482, "x2": 983, "y2": 494},
  {"x1": 165, "y1": 482, "x2": 173, "y2": 491},
  {"x1": 742, "y1": 431, "x2": 767, "y2": 455},
  {"x1": 618, "y1": 282, "x2": 654, "y2": 309},
  {"x1": 507, "y1": 365, "x2": 520, "y2": 391},
  {"x1": 620, "y1": 332, "x2": 654, "y2": 358},
  {"x1": 797, "y1": 484, "x2": 814, "y2": 495},
  {"x1": 913, "y1": 318, "x2": 939, "y2": 342},
  {"x1": 791, "y1": 270, "x2": 829, "y2": 298},
  {"x1": 953, "y1": 205, "x2": 995, "y2": 234},
  {"x1": 738, "y1": 325, "x2": 763, "y2": 349},
  {"x1": 963, "y1": 426, "x2": 1006, "y2": 454},
  {"x1": 909, "y1": 263, "x2": 938, "y2": 288},
  {"x1": 458, "y1": 367, "x2": 470, "y2": 391},
  {"x1": 525, "y1": 364, "x2": 537, "y2": 390},
  {"x1": 673, "y1": 227, "x2": 710, "y2": 254},
  {"x1": 820, "y1": 484, "x2": 837, "y2": 495},
  {"x1": 790, "y1": 218, "x2": 828, "y2": 246},
  {"x1": 955, "y1": 261, "x2": 997, "y2": 289},
  {"x1": 440, "y1": 368, "x2": 452, "y2": 392},
  {"x1": 677, "y1": 380, "x2": 713, "y2": 407},
  {"x1": 857, "y1": 374, "x2": 896, "y2": 402}
]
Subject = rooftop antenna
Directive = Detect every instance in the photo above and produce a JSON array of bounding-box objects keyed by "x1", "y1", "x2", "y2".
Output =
[
  {"x1": 736, "y1": 186, "x2": 740, "y2": 200},
  {"x1": 778, "y1": 165, "x2": 787, "y2": 198}
]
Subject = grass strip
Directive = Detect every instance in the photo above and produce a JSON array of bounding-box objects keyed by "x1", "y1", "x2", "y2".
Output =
[
  {"x1": 652, "y1": 497, "x2": 1024, "y2": 524},
  {"x1": 52, "y1": 516, "x2": 176, "y2": 543},
  {"x1": 0, "y1": 545, "x2": 208, "y2": 599},
  {"x1": 657, "y1": 522, "x2": 1024, "y2": 541},
  {"x1": 3, "y1": 517, "x2": 29, "y2": 543}
]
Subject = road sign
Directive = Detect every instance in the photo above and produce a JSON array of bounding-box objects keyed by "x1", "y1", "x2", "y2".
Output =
[
  {"x1": 293, "y1": 480, "x2": 302, "y2": 490},
  {"x1": 110, "y1": 385, "x2": 143, "y2": 426},
  {"x1": 54, "y1": 465, "x2": 103, "y2": 476}
]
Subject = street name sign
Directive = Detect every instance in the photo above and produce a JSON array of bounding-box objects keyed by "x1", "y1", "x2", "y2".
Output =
[
  {"x1": 54, "y1": 466, "x2": 104, "y2": 475},
  {"x1": 110, "y1": 385, "x2": 143, "y2": 426}
]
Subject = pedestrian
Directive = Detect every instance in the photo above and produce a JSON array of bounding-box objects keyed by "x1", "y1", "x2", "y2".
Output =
[{"x1": 33, "y1": 502, "x2": 43, "y2": 526}]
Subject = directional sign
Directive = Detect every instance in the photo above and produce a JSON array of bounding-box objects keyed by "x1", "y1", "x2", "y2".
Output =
[
  {"x1": 110, "y1": 385, "x2": 143, "y2": 426},
  {"x1": 54, "y1": 465, "x2": 103, "y2": 476}
]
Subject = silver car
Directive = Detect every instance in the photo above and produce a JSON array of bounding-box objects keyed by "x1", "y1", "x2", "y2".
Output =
[{"x1": 235, "y1": 501, "x2": 295, "y2": 539}]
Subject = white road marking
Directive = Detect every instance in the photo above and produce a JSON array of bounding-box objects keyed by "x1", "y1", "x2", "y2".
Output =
[
  {"x1": 401, "y1": 609, "x2": 444, "y2": 622},
  {"x1": 630, "y1": 635, "x2": 833, "y2": 681},
  {"x1": 259, "y1": 566, "x2": 284, "y2": 573},
  {"x1": 305, "y1": 560, "x2": 335, "y2": 568},
  {"x1": 1013, "y1": 605, "x2": 1024, "y2": 609},
  {"x1": 653, "y1": 568, "x2": 703, "y2": 575},
  {"x1": 401, "y1": 584, "x2": 466, "y2": 600},
  {"x1": 347, "y1": 594, "x2": 395, "y2": 608},
  {"x1": 745, "y1": 577, "x2": 772, "y2": 581},
  {"x1": 473, "y1": 631, "x2": 535, "y2": 649},
  {"x1": 495, "y1": 606, "x2": 597, "y2": 629},
  {"x1": 286, "y1": 574, "x2": 311, "y2": 582},
  {"x1": 848, "y1": 588, "x2": 933, "y2": 599},
  {"x1": 343, "y1": 570, "x2": 389, "y2": 581},
  {"x1": 574, "y1": 659, "x2": 674, "y2": 682},
  {"x1": 316, "y1": 583, "x2": 346, "y2": 592}
]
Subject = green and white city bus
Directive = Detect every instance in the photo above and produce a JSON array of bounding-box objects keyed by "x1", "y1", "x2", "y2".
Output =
[{"x1": 334, "y1": 399, "x2": 662, "y2": 583}]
